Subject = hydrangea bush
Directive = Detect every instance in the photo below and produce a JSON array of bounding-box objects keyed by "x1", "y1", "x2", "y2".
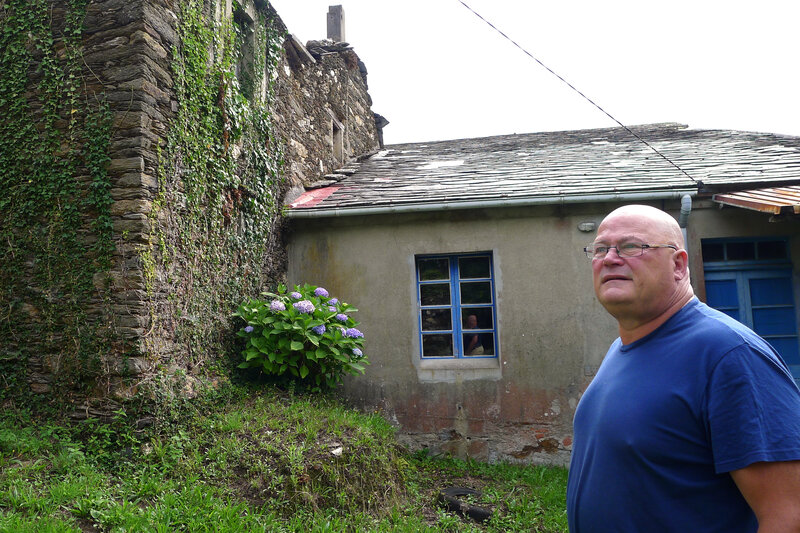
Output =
[{"x1": 233, "y1": 283, "x2": 368, "y2": 390}]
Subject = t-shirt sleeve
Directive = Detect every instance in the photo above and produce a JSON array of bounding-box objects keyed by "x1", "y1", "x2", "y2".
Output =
[{"x1": 707, "y1": 343, "x2": 800, "y2": 473}]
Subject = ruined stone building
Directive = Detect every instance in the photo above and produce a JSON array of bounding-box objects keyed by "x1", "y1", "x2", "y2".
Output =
[{"x1": 0, "y1": 0, "x2": 383, "y2": 413}]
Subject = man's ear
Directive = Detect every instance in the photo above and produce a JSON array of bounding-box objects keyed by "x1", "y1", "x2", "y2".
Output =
[{"x1": 673, "y1": 249, "x2": 689, "y2": 281}]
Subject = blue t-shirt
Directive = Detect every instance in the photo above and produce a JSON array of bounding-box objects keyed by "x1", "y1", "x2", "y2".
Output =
[{"x1": 567, "y1": 298, "x2": 800, "y2": 533}]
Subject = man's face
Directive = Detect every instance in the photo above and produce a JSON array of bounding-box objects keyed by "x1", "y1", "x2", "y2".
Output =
[{"x1": 591, "y1": 211, "x2": 678, "y2": 321}]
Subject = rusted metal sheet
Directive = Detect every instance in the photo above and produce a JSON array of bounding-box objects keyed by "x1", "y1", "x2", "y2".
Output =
[{"x1": 713, "y1": 186, "x2": 800, "y2": 215}]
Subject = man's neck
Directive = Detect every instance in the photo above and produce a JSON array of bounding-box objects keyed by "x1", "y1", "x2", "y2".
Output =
[{"x1": 618, "y1": 292, "x2": 694, "y2": 344}]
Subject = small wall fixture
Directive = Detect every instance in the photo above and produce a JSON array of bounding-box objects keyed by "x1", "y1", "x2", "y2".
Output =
[{"x1": 577, "y1": 222, "x2": 596, "y2": 232}]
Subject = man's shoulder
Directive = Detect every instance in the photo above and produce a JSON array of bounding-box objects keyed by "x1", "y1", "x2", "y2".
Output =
[{"x1": 677, "y1": 299, "x2": 777, "y2": 357}]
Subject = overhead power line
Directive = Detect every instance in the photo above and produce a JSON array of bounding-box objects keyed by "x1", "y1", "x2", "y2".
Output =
[{"x1": 456, "y1": 0, "x2": 699, "y2": 185}]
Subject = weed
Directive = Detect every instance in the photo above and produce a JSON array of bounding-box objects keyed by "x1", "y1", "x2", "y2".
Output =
[{"x1": 0, "y1": 385, "x2": 568, "y2": 531}]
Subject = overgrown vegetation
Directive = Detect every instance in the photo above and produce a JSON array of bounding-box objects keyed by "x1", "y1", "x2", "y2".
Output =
[
  {"x1": 0, "y1": 0, "x2": 114, "y2": 403},
  {"x1": 143, "y1": 0, "x2": 286, "y2": 393},
  {"x1": 0, "y1": 384, "x2": 568, "y2": 532}
]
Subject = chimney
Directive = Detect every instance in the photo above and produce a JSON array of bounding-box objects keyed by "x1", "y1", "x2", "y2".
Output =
[{"x1": 327, "y1": 5, "x2": 345, "y2": 42}]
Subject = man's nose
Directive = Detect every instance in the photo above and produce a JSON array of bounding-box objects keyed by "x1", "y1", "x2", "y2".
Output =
[{"x1": 602, "y1": 247, "x2": 625, "y2": 263}]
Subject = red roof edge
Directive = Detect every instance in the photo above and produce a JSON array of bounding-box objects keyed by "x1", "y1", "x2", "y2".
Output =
[{"x1": 289, "y1": 187, "x2": 340, "y2": 209}]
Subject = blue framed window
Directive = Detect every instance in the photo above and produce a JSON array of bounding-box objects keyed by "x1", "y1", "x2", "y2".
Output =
[
  {"x1": 415, "y1": 253, "x2": 497, "y2": 358},
  {"x1": 703, "y1": 237, "x2": 800, "y2": 380}
]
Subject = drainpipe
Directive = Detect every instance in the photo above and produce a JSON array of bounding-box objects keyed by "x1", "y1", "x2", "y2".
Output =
[
  {"x1": 286, "y1": 189, "x2": 697, "y2": 219},
  {"x1": 678, "y1": 194, "x2": 692, "y2": 255}
]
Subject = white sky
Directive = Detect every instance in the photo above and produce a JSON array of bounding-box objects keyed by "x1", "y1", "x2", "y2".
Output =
[{"x1": 269, "y1": 0, "x2": 800, "y2": 146}]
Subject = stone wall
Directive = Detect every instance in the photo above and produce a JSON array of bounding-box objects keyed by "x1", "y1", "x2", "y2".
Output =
[
  {"x1": 1, "y1": 0, "x2": 178, "y2": 408},
  {"x1": 271, "y1": 26, "x2": 381, "y2": 191},
  {"x1": 0, "y1": 0, "x2": 381, "y2": 411},
  {"x1": 89, "y1": 0, "x2": 178, "y2": 402}
]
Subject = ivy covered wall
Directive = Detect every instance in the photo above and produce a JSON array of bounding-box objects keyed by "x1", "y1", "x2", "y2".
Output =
[
  {"x1": 0, "y1": 0, "x2": 381, "y2": 413},
  {"x1": 0, "y1": 0, "x2": 118, "y2": 408}
]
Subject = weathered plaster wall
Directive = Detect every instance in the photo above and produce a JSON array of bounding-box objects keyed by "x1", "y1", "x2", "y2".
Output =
[
  {"x1": 288, "y1": 199, "x2": 800, "y2": 465},
  {"x1": 288, "y1": 203, "x2": 621, "y2": 465}
]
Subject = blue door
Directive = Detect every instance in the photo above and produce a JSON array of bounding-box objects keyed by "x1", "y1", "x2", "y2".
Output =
[{"x1": 705, "y1": 268, "x2": 800, "y2": 379}]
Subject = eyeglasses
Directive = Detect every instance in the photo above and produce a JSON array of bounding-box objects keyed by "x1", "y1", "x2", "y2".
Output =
[{"x1": 584, "y1": 242, "x2": 678, "y2": 260}]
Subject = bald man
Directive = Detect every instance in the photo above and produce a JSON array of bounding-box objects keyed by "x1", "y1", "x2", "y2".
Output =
[{"x1": 567, "y1": 205, "x2": 800, "y2": 533}]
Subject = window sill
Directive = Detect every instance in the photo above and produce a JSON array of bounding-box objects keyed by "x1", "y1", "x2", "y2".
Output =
[{"x1": 415, "y1": 357, "x2": 502, "y2": 382}]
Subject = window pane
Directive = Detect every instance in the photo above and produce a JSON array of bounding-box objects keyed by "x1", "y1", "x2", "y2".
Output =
[
  {"x1": 753, "y1": 308, "x2": 797, "y2": 336},
  {"x1": 705, "y1": 279, "x2": 739, "y2": 308},
  {"x1": 421, "y1": 309, "x2": 452, "y2": 331},
  {"x1": 459, "y1": 256, "x2": 490, "y2": 279},
  {"x1": 420, "y1": 283, "x2": 450, "y2": 306},
  {"x1": 460, "y1": 281, "x2": 491, "y2": 304},
  {"x1": 768, "y1": 337, "x2": 800, "y2": 366},
  {"x1": 463, "y1": 332, "x2": 494, "y2": 356},
  {"x1": 758, "y1": 241, "x2": 787, "y2": 260},
  {"x1": 727, "y1": 242, "x2": 755, "y2": 261},
  {"x1": 422, "y1": 334, "x2": 453, "y2": 357},
  {"x1": 750, "y1": 276, "x2": 793, "y2": 306},
  {"x1": 418, "y1": 258, "x2": 449, "y2": 281},
  {"x1": 701, "y1": 242, "x2": 724, "y2": 262},
  {"x1": 461, "y1": 307, "x2": 493, "y2": 329}
]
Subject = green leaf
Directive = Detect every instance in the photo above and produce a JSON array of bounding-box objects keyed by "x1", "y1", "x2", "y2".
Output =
[
  {"x1": 299, "y1": 365, "x2": 309, "y2": 378},
  {"x1": 290, "y1": 341, "x2": 304, "y2": 351}
]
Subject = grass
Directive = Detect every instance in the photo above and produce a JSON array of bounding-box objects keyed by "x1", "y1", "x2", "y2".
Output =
[{"x1": 0, "y1": 384, "x2": 568, "y2": 532}]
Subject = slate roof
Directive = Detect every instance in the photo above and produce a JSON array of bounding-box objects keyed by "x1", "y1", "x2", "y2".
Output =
[{"x1": 286, "y1": 123, "x2": 800, "y2": 217}]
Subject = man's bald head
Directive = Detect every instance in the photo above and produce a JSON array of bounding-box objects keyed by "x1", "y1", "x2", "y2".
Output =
[
  {"x1": 599, "y1": 205, "x2": 684, "y2": 249},
  {"x1": 592, "y1": 204, "x2": 694, "y2": 340}
]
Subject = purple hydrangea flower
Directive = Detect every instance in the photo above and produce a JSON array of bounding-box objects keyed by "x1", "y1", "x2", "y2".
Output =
[
  {"x1": 312, "y1": 324, "x2": 326, "y2": 335},
  {"x1": 289, "y1": 291, "x2": 302, "y2": 299},
  {"x1": 314, "y1": 287, "x2": 329, "y2": 297},
  {"x1": 293, "y1": 300, "x2": 315, "y2": 313},
  {"x1": 244, "y1": 325, "x2": 254, "y2": 333},
  {"x1": 329, "y1": 298, "x2": 339, "y2": 305},
  {"x1": 336, "y1": 313, "x2": 349, "y2": 322},
  {"x1": 269, "y1": 300, "x2": 286, "y2": 312},
  {"x1": 328, "y1": 306, "x2": 337, "y2": 312},
  {"x1": 344, "y1": 328, "x2": 363, "y2": 338},
  {"x1": 352, "y1": 347, "x2": 363, "y2": 357}
]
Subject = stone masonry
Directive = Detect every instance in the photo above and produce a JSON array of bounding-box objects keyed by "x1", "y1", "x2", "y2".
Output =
[{"x1": 3, "y1": 0, "x2": 382, "y2": 409}]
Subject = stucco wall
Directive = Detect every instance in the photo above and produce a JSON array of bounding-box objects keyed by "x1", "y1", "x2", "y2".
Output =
[
  {"x1": 289, "y1": 199, "x2": 800, "y2": 465},
  {"x1": 288, "y1": 203, "x2": 623, "y2": 465}
]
